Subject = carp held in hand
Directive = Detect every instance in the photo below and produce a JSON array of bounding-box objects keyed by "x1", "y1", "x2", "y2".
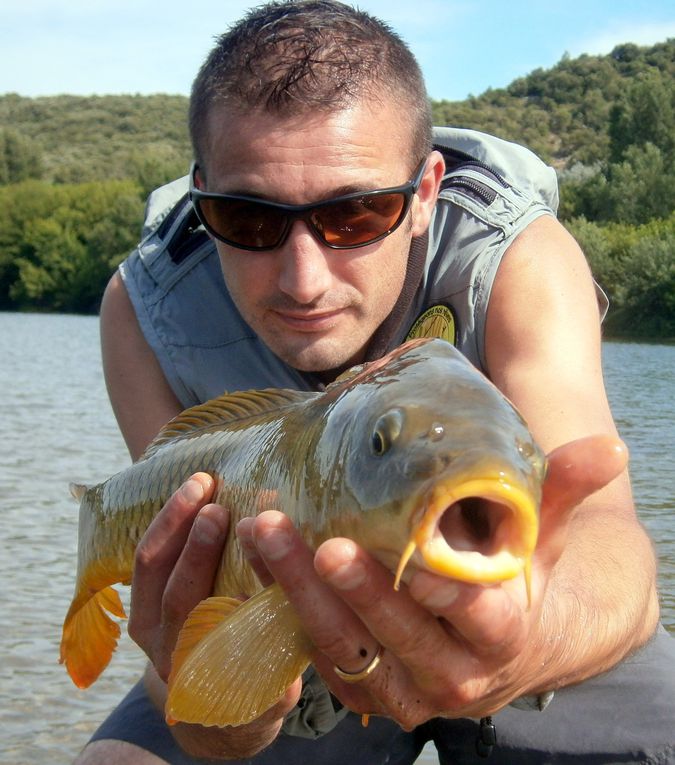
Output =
[{"x1": 60, "y1": 338, "x2": 546, "y2": 728}]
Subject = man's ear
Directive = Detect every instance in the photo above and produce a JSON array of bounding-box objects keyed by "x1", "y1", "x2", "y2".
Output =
[
  {"x1": 193, "y1": 165, "x2": 206, "y2": 190},
  {"x1": 411, "y1": 150, "x2": 444, "y2": 237}
]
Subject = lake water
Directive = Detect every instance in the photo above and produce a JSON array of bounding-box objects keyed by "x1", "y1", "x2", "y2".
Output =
[{"x1": 0, "y1": 312, "x2": 672, "y2": 765}]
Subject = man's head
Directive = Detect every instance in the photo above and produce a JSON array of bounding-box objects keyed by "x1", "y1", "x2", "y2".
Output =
[
  {"x1": 188, "y1": 1, "x2": 444, "y2": 376},
  {"x1": 189, "y1": 0, "x2": 432, "y2": 171}
]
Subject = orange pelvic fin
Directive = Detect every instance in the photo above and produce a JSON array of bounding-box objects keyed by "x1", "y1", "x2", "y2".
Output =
[
  {"x1": 167, "y1": 595, "x2": 242, "y2": 695},
  {"x1": 59, "y1": 585, "x2": 126, "y2": 688},
  {"x1": 166, "y1": 583, "x2": 312, "y2": 728}
]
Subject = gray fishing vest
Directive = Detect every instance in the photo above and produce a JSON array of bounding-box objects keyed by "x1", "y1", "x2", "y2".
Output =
[{"x1": 120, "y1": 127, "x2": 568, "y2": 409}]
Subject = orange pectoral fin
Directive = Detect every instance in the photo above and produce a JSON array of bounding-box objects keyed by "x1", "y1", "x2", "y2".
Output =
[
  {"x1": 166, "y1": 584, "x2": 312, "y2": 728},
  {"x1": 59, "y1": 585, "x2": 126, "y2": 688}
]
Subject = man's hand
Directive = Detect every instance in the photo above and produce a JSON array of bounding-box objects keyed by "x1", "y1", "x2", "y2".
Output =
[
  {"x1": 239, "y1": 435, "x2": 629, "y2": 728},
  {"x1": 127, "y1": 472, "x2": 301, "y2": 758}
]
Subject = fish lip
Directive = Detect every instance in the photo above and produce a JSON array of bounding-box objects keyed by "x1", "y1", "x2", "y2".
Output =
[{"x1": 408, "y1": 476, "x2": 539, "y2": 585}]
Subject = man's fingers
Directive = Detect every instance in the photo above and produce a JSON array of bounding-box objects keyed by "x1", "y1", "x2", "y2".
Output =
[
  {"x1": 537, "y1": 435, "x2": 628, "y2": 567},
  {"x1": 408, "y1": 570, "x2": 528, "y2": 658},
  {"x1": 236, "y1": 517, "x2": 275, "y2": 587},
  {"x1": 128, "y1": 473, "x2": 215, "y2": 651},
  {"x1": 250, "y1": 512, "x2": 385, "y2": 706},
  {"x1": 163, "y1": 503, "x2": 230, "y2": 620},
  {"x1": 154, "y1": 502, "x2": 229, "y2": 679},
  {"x1": 251, "y1": 512, "x2": 372, "y2": 648},
  {"x1": 314, "y1": 539, "x2": 476, "y2": 693},
  {"x1": 542, "y1": 435, "x2": 628, "y2": 515}
]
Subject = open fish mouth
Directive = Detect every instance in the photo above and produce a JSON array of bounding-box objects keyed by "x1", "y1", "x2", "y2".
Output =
[{"x1": 395, "y1": 477, "x2": 539, "y2": 597}]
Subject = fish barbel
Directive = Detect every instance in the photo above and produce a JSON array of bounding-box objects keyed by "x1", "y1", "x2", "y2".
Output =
[{"x1": 60, "y1": 338, "x2": 546, "y2": 728}]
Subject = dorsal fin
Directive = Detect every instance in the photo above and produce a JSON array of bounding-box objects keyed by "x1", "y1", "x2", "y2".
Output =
[
  {"x1": 140, "y1": 388, "x2": 314, "y2": 460},
  {"x1": 325, "y1": 339, "x2": 433, "y2": 396},
  {"x1": 327, "y1": 363, "x2": 369, "y2": 389}
]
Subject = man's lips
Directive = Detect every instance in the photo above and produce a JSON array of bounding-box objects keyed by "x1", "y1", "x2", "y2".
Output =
[{"x1": 271, "y1": 308, "x2": 346, "y2": 332}]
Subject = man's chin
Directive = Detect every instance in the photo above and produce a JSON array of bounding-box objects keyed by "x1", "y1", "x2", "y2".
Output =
[{"x1": 268, "y1": 336, "x2": 365, "y2": 377}]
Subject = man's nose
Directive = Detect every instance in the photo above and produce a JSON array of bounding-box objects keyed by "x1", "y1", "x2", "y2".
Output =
[{"x1": 277, "y1": 221, "x2": 333, "y2": 304}]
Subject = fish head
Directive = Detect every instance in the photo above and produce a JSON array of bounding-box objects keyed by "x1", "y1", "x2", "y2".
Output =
[{"x1": 316, "y1": 338, "x2": 546, "y2": 591}]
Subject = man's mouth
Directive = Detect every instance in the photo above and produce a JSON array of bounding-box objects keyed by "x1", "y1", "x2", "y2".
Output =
[{"x1": 271, "y1": 308, "x2": 345, "y2": 332}]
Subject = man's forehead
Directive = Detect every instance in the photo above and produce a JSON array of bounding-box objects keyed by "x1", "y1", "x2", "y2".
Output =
[{"x1": 201, "y1": 100, "x2": 415, "y2": 178}]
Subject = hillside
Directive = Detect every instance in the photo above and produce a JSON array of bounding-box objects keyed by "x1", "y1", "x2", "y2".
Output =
[
  {"x1": 433, "y1": 39, "x2": 675, "y2": 168},
  {"x1": 0, "y1": 93, "x2": 191, "y2": 188}
]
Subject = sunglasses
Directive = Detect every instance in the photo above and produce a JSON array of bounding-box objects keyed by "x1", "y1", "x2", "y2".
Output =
[{"x1": 189, "y1": 158, "x2": 427, "y2": 252}]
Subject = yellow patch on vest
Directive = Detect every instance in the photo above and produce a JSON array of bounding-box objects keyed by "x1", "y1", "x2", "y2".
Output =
[{"x1": 406, "y1": 305, "x2": 456, "y2": 345}]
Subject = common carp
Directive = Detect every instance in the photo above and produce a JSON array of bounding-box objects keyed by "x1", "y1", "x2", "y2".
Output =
[{"x1": 60, "y1": 337, "x2": 546, "y2": 728}]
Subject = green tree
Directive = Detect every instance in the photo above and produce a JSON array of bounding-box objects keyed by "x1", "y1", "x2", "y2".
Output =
[
  {"x1": 0, "y1": 128, "x2": 43, "y2": 184},
  {"x1": 3, "y1": 180, "x2": 143, "y2": 312},
  {"x1": 609, "y1": 73, "x2": 675, "y2": 162},
  {"x1": 605, "y1": 143, "x2": 675, "y2": 224},
  {"x1": 566, "y1": 214, "x2": 675, "y2": 338}
]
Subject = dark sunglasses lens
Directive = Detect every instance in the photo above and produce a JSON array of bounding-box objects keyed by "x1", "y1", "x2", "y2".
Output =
[
  {"x1": 314, "y1": 193, "x2": 407, "y2": 246},
  {"x1": 199, "y1": 197, "x2": 287, "y2": 249}
]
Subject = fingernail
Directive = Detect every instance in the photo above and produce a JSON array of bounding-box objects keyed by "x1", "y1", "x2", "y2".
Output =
[
  {"x1": 181, "y1": 479, "x2": 204, "y2": 504},
  {"x1": 418, "y1": 582, "x2": 460, "y2": 611},
  {"x1": 193, "y1": 508, "x2": 225, "y2": 545},
  {"x1": 327, "y1": 558, "x2": 366, "y2": 590},
  {"x1": 236, "y1": 520, "x2": 258, "y2": 560},
  {"x1": 321, "y1": 543, "x2": 366, "y2": 591},
  {"x1": 254, "y1": 526, "x2": 292, "y2": 561}
]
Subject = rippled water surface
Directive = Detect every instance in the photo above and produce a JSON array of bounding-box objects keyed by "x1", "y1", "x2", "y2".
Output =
[{"x1": 1, "y1": 313, "x2": 672, "y2": 765}]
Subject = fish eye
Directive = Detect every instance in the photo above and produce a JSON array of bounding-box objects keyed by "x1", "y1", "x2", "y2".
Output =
[
  {"x1": 371, "y1": 430, "x2": 387, "y2": 455},
  {"x1": 370, "y1": 409, "x2": 404, "y2": 456}
]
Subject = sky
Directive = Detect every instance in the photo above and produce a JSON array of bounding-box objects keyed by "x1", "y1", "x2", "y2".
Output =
[{"x1": 1, "y1": 1, "x2": 674, "y2": 103}]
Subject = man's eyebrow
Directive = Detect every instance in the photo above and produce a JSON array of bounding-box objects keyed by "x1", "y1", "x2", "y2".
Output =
[{"x1": 215, "y1": 181, "x2": 382, "y2": 204}]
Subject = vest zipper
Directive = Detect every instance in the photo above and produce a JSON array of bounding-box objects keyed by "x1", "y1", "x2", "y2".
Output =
[{"x1": 443, "y1": 176, "x2": 498, "y2": 206}]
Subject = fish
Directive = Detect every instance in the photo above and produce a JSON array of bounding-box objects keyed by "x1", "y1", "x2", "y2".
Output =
[{"x1": 59, "y1": 337, "x2": 546, "y2": 728}]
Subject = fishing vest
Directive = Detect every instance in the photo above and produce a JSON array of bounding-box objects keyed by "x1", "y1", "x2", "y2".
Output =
[{"x1": 120, "y1": 127, "x2": 563, "y2": 409}]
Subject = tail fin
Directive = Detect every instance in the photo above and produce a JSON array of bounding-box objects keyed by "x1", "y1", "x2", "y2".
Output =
[{"x1": 59, "y1": 585, "x2": 126, "y2": 688}]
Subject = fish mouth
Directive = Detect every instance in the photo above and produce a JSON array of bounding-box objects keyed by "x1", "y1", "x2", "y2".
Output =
[{"x1": 395, "y1": 477, "x2": 539, "y2": 598}]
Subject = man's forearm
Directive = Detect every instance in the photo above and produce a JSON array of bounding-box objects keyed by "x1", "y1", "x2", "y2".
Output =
[
  {"x1": 171, "y1": 716, "x2": 284, "y2": 760},
  {"x1": 528, "y1": 501, "x2": 659, "y2": 694}
]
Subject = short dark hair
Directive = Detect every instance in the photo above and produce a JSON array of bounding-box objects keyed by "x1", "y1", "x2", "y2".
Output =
[{"x1": 189, "y1": 0, "x2": 432, "y2": 170}]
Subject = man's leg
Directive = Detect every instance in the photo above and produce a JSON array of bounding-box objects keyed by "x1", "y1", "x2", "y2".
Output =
[
  {"x1": 75, "y1": 740, "x2": 167, "y2": 765},
  {"x1": 74, "y1": 679, "x2": 424, "y2": 765}
]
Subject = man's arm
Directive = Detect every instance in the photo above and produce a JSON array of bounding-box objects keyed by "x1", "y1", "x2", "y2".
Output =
[
  {"x1": 482, "y1": 214, "x2": 659, "y2": 681},
  {"x1": 100, "y1": 272, "x2": 184, "y2": 461}
]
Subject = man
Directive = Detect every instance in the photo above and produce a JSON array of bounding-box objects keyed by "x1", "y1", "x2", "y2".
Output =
[{"x1": 75, "y1": 1, "x2": 675, "y2": 763}]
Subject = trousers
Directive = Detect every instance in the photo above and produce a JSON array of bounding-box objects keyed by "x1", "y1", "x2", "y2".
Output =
[{"x1": 89, "y1": 627, "x2": 675, "y2": 764}]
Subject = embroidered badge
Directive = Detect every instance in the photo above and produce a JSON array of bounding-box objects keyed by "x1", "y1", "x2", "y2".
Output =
[{"x1": 406, "y1": 305, "x2": 457, "y2": 345}]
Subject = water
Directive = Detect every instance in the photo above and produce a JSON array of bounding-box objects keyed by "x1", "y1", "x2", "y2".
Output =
[{"x1": 0, "y1": 313, "x2": 672, "y2": 765}]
